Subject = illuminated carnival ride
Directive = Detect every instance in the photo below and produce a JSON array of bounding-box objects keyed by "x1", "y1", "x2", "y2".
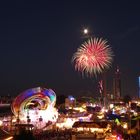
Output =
[{"x1": 11, "y1": 87, "x2": 58, "y2": 129}]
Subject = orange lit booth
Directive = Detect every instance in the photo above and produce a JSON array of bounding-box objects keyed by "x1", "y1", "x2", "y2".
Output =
[{"x1": 72, "y1": 121, "x2": 111, "y2": 134}]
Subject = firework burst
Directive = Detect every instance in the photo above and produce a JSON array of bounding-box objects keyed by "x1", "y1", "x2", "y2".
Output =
[{"x1": 72, "y1": 38, "x2": 113, "y2": 77}]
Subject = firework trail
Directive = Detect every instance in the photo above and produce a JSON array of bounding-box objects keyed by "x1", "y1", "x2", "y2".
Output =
[{"x1": 72, "y1": 38, "x2": 113, "y2": 77}]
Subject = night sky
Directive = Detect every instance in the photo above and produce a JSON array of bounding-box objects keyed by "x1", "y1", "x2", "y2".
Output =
[{"x1": 0, "y1": 1, "x2": 140, "y2": 97}]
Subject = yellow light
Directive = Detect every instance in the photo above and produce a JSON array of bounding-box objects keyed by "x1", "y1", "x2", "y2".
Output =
[
  {"x1": 97, "y1": 114, "x2": 104, "y2": 119},
  {"x1": 123, "y1": 123, "x2": 128, "y2": 129},
  {"x1": 109, "y1": 104, "x2": 114, "y2": 109},
  {"x1": 0, "y1": 120, "x2": 3, "y2": 126},
  {"x1": 56, "y1": 118, "x2": 77, "y2": 129},
  {"x1": 105, "y1": 134, "x2": 117, "y2": 140},
  {"x1": 4, "y1": 136, "x2": 13, "y2": 140},
  {"x1": 77, "y1": 127, "x2": 84, "y2": 131},
  {"x1": 73, "y1": 107, "x2": 86, "y2": 112}
]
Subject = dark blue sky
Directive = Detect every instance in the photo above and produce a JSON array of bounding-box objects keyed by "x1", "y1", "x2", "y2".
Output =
[{"x1": 0, "y1": 1, "x2": 140, "y2": 97}]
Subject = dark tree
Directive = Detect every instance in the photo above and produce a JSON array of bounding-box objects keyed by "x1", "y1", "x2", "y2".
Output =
[
  {"x1": 123, "y1": 95, "x2": 132, "y2": 104},
  {"x1": 56, "y1": 94, "x2": 67, "y2": 106}
]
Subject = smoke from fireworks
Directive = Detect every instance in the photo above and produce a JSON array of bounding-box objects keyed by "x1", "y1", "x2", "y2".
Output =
[{"x1": 72, "y1": 38, "x2": 113, "y2": 77}]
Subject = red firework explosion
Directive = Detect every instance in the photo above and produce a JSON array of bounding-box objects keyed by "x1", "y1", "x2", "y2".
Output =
[{"x1": 72, "y1": 38, "x2": 113, "y2": 76}]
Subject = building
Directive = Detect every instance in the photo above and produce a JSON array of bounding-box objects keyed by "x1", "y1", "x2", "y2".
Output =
[
  {"x1": 113, "y1": 66, "x2": 121, "y2": 100},
  {"x1": 65, "y1": 96, "x2": 76, "y2": 109}
]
